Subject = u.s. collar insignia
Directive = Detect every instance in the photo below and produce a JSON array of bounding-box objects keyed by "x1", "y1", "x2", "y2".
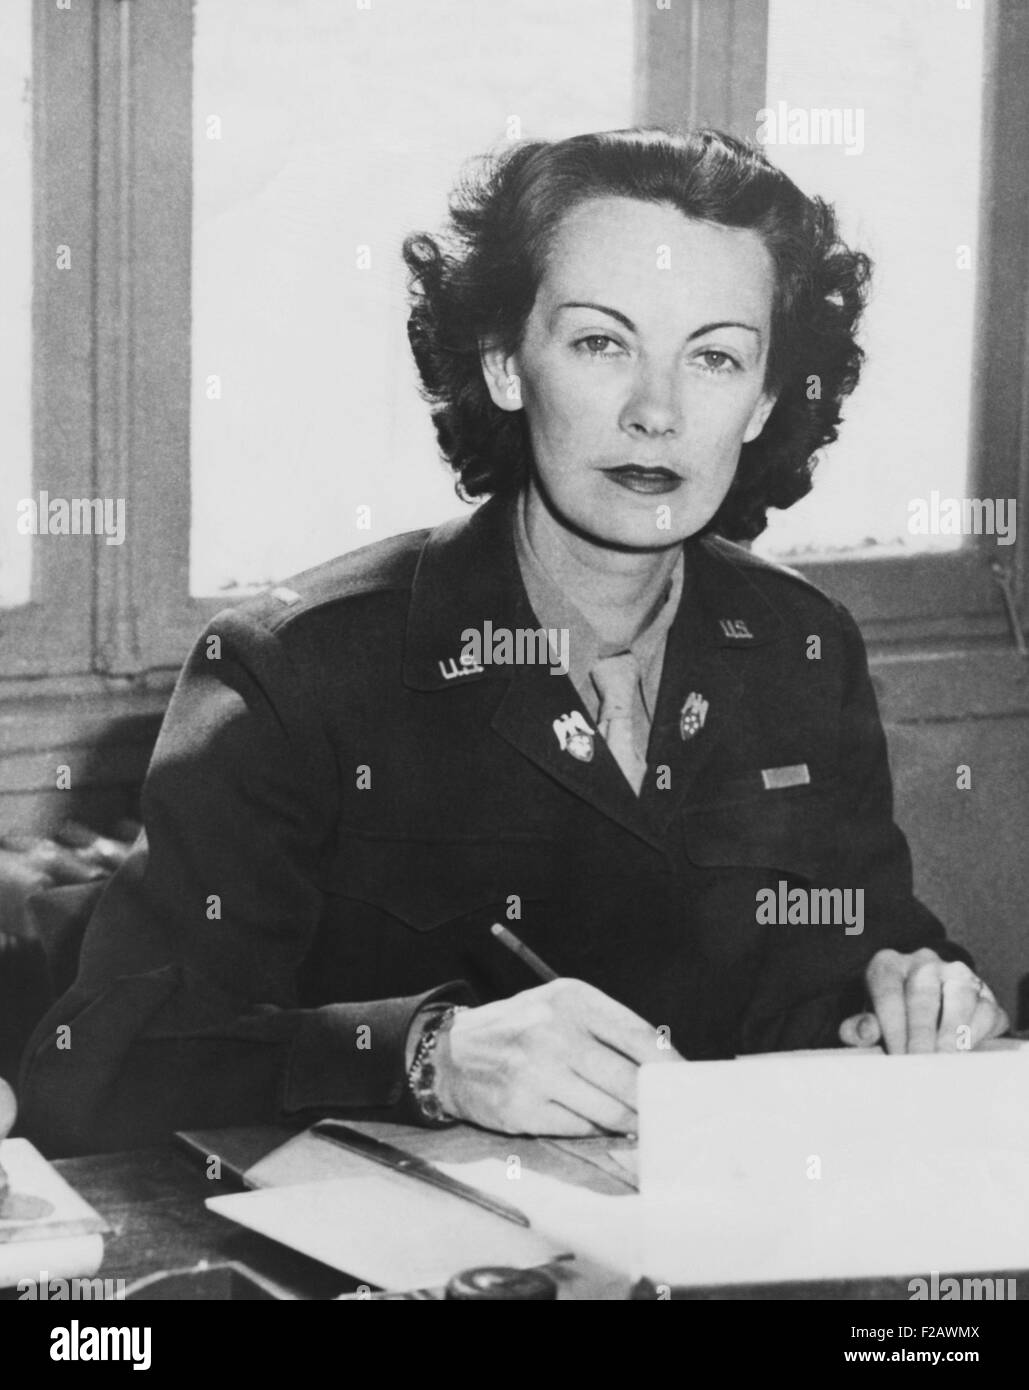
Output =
[
  {"x1": 719, "y1": 618, "x2": 753, "y2": 639},
  {"x1": 438, "y1": 652, "x2": 485, "y2": 680},
  {"x1": 679, "y1": 691, "x2": 709, "y2": 741},
  {"x1": 553, "y1": 710, "x2": 595, "y2": 763}
]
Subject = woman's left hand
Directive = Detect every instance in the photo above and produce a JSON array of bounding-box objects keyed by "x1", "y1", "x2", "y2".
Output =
[{"x1": 839, "y1": 947, "x2": 1009, "y2": 1053}]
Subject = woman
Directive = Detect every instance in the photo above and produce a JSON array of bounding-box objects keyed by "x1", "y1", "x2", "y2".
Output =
[{"x1": 20, "y1": 129, "x2": 1006, "y2": 1155}]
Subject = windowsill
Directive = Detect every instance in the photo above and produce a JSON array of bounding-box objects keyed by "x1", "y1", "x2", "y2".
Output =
[
  {"x1": 866, "y1": 642, "x2": 1029, "y2": 725},
  {"x1": 0, "y1": 678, "x2": 172, "y2": 785}
]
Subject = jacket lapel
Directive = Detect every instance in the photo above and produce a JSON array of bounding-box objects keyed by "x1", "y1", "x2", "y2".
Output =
[
  {"x1": 402, "y1": 494, "x2": 666, "y2": 849},
  {"x1": 402, "y1": 497, "x2": 786, "y2": 850},
  {"x1": 642, "y1": 639, "x2": 744, "y2": 831},
  {"x1": 640, "y1": 536, "x2": 784, "y2": 834},
  {"x1": 489, "y1": 660, "x2": 660, "y2": 848}
]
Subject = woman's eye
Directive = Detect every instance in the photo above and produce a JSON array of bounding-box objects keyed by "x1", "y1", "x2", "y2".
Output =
[
  {"x1": 696, "y1": 349, "x2": 739, "y2": 373},
  {"x1": 575, "y1": 334, "x2": 622, "y2": 357}
]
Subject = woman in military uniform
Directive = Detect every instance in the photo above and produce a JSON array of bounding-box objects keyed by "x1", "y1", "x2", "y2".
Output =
[{"x1": 20, "y1": 129, "x2": 1006, "y2": 1154}]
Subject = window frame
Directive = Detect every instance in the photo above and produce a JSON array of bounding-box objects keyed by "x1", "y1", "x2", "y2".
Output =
[
  {"x1": 634, "y1": 0, "x2": 1029, "y2": 651},
  {"x1": 0, "y1": 0, "x2": 95, "y2": 678},
  {"x1": 93, "y1": 0, "x2": 202, "y2": 671}
]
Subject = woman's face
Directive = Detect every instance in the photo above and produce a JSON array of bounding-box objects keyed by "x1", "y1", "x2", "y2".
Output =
[{"x1": 482, "y1": 196, "x2": 777, "y2": 549}]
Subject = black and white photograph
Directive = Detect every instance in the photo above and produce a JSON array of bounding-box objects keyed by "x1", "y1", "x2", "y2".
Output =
[{"x1": 1, "y1": 0, "x2": 1027, "y2": 1358}]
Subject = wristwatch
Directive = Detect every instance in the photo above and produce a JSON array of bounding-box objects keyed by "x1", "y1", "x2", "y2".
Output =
[{"x1": 406, "y1": 1004, "x2": 467, "y2": 1124}]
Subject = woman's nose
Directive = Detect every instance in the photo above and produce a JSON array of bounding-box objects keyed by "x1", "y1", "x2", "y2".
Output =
[{"x1": 619, "y1": 362, "x2": 682, "y2": 437}]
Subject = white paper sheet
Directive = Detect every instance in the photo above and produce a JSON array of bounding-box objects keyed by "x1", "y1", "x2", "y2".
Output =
[
  {"x1": 436, "y1": 1159, "x2": 640, "y2": 1299},
  {"x1": 639, "y1": 1049, "x2": 1029, "y2": 1286},
  {"x1": 207, "y1": 1170, "x2": 563, "y2": 1291}
]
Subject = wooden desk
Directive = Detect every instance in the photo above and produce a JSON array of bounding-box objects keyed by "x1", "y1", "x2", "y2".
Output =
[
  {"x1": 47, "y1": 1124, "x2": 1029, "y2": 1301},
  {"x1": 50, "y1": 1122, "x2": 636, "y2": 1301},
  {"x1": 50, "y1": 1131, "x2": 348, "y2": 1300}
]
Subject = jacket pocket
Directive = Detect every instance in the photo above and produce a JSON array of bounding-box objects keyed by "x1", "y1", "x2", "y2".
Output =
[
  {"x1": 682, "y1": 783, "x2": 839, "y2": 882},
  {"x1": 325, "y1": 832, "x2": 559, "y2": 931}
]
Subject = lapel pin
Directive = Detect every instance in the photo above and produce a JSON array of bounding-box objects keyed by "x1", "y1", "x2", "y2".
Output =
[
  {"x1": 553, "y1": 710, "x2": 595, "y2": 763},
  {"x1": 719, "y1": 618, "x2": 753, "y2": 639},
  {"x1": 679, "y1": 691, "x2": 709, "y2": 741}
]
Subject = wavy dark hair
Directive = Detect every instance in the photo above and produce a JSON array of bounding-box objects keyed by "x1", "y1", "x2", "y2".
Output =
[{"x1": 403, "y1": 127, "x2": 871, "y2": 541}]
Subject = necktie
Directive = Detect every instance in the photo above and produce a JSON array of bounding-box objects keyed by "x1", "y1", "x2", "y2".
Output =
[{"x1": 591, "y1": 652, "x2": 647, "y2": 795}]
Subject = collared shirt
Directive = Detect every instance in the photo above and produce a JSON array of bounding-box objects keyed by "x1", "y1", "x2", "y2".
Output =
[{"x1": 512, "y1": 489, "x2": 685, "y2": 757}]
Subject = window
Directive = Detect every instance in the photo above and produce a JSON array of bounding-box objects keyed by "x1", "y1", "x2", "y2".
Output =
[
  {"x1": 188, "y1": 0, "x2": 635, "y2": 598},
  {"x1": 0, "y1": 1, "x2": 33, "y2": 612},
  {"x1": 636, "y1": 0, "x2": 1029, "y2": 647},
  {"x1": 1, "y1": 1, "x2": 95, "y2": 678},
  {"x1": 755, "y1": 0, "x2": 985, "y2": 562}
]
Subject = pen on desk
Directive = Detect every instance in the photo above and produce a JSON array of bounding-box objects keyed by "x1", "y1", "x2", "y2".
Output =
[{"x1": 490, "y1": 923, "x2": 560, "y2": 983}]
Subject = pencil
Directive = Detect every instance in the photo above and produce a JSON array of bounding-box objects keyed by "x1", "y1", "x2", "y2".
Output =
[{"x1": 490, "y1": 922, "x2": 560, "y2": 982}]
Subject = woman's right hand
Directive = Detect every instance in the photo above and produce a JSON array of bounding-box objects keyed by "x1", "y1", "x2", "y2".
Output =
[{"x1": 432, "y1": 978, "x2": 681, "y2": 1136}]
